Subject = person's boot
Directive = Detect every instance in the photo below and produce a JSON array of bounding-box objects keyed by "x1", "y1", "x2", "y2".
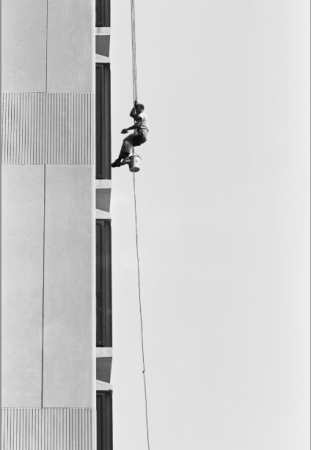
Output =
[{"x1": 111, "y1": 160, "x2": 121, "y2": 168}]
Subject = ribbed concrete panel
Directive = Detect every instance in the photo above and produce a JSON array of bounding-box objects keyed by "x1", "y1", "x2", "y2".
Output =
[
  {"x1": 1, "y1": 408, "x2": 94, "y2": 450},
  {"x1": 43, "y1": 166, "x2": 94, "y2": 407},
  {"x1": 1, "y1": 166, "x2": 44, "y2": 407},
  {"x1": 1, "y1": 0, "x2": 47, "y2": 92},
  {"x1": 2, "y1": 93, "x2": 94, "y2": 165},
  {"x1": 47, "y1": 0, "x2": 93, "y2": 93}
]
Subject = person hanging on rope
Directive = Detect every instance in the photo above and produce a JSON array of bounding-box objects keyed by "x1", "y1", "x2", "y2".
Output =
[{"x1": 111, "y1": 101, "x2": 149, "y2": 168}]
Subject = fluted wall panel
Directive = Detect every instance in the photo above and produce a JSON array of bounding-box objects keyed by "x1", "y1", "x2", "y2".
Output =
[
  {"x1": 2, "y1": 93, "x2": 94, "y2": 165},
  {"x1": 1, "y1": 408, "x2": 94, "y2": 450}
]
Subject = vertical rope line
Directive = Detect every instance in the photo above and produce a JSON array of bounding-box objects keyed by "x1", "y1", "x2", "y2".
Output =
[
  {"x1": 132, "y1": 174, "x2": 151, "y2": 450},
  {"x1": 130, "y1": 0, "x2": 138, "y2": 102},
  {"x1": 130, "y1": 2, "x2": 151, "y2": 448}
]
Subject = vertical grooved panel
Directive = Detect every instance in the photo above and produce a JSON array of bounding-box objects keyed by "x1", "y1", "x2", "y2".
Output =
[
  {"x1": 2, "y1": 94, "x2": 6, "y2": 161},
  {"x1": 25, "y1": 93, "x2": 31, "y2": 165},
  {"x1": 10, "y1": 94, "x2": 15, "y2": 163},
  {"x1": 1, "y1": 408, "x2": 95, "y2": 450},
  {"x1": 4, "y1": 94, "x2": 8, "y2": 161},
  {"x1": 18, "y1": 94, "x2": 25, "y2": 164},
  {"x1": 7, "y1": 95, "x2": 12, "y2": 163},
  {"x1": 22, "y1": 94, "x2": 25, "y2": 164},
  {"x1": 77, "y1": 95, "x2": 80, "y2": 165},
  {"x1": 2, "y1": 93, "x2": 94, "y2": 165},
  {"x1": 7, "y1": 94, "x2": 11, "y2": 163}
]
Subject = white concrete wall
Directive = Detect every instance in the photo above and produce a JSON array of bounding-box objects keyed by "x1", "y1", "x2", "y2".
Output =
[
  {"x1": 1, "y1": 166, "x2": 44, "y2": 407},
  {"x1": 1, "y1": 165, "x2": 95, "y2": 409},
  {"x1": 1, "y1": 1, "x2": 96, "y2": 443},
  {"x1": 2, "y1": 0, "x2": 93, "y2": 94},
  {"x1": 43, "y1": 166, "x2": 94, "y2": 407},
  {"x1": 2, "y1": 0, "x2": 47, "y2": 92},
  {"x1": 47, "y1": 0, "x2": 93, "y2": 93}
]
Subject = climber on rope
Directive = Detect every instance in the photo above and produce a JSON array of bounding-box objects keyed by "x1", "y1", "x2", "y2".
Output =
[{"x1": 111, "y1": 101, "x2": 149, "y2": 168}]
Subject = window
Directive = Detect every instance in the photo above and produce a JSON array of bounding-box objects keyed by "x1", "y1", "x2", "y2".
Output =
[
  {"x1": 96, "y1": 220, "x2": 112, "y2": 347},
  {"x1": 96, "y1": 0, "x2": 111, "y2": 27},
  {"x1": 97, "y1": 391, "x2": 113, "y2": 450},
  {"x1": 96, "y1": 63, "x2": 111, "y2": 180}
]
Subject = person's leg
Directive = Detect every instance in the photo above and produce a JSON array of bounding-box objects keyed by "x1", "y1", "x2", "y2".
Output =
[
  {"x1": 132, "y1": 132, "x2": 147, "y2": 147},
  {"x1": 111, "y1": 134, "x2": 135, "y2": 167},
  {"x1": 122, "y1": 134, "x2": 135, "y2": 153}
]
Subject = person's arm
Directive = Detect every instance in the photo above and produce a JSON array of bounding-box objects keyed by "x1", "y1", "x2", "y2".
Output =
[
  {"x1": 121, "y1": 117, "x2": 142, "y2": 134},
  {"x1": 129, "y1": 106, "x2": 136, "y2": 119},
  {"x1": 129, "y1": 101, "x2": 139, "y2": 118}
]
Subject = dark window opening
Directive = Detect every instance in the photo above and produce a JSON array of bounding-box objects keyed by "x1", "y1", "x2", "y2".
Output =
[
  {"x1": 96, "y1": 63, "x2": 111, "y2": 180},
  {"x1": 96, "y1": 220, "x2": 112, "y2": 347},
  {"x1": 96, "y1": 0, "x2": 111, "y2": 27},
  {"x1": 97, "y1": 391, "x2": 113, "y2": 450}
]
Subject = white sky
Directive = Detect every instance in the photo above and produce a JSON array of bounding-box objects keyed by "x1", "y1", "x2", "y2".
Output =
[{"x1": 109, "y1": 1, "x2": 310, "y2": 449}]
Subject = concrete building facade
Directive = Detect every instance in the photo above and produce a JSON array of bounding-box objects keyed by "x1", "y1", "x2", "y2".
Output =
[{"x1": 1, "y1": 0, "x2": 113, "y2": 448}]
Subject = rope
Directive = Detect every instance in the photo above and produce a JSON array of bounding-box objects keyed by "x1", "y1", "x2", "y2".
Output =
[
  {"x1": 130, "y1": 1, "x2": 151, "y2": 449},
  {"x1": 130, "y1": 0, "x2": 138, "y2": 102},
  {"x1": 132, "y1": 175, "x2": 151, "y2": 450}
]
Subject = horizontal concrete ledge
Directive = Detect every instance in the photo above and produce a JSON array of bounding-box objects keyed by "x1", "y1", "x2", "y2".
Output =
[
  {"x1": 96, "y1": 54, "x2": 110, "y2": 63},
  {"x1": 96, "y1": 179, "x2": 111, "y2": 189},
  {"x1": 96, "y1": 209, "x2": 111, "y2": 220},
  {"x1": 96, "y1": 380, "x2": 113, "y2": 391},
  {"x1": 96, "y1": 347, "x2": 113, "y2": 358},
  {"x1": 96, "y1": 27, "x2": 111, "y2": 35}
]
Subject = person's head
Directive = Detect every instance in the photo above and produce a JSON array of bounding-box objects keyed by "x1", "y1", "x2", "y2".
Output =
[{"x1": 135, "y1": 103, "x2": 145, "y2": 113}]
